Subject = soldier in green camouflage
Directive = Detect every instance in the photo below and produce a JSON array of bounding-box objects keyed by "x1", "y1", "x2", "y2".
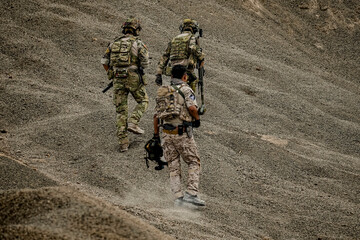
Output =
[
  {"x1": 155, "y1": 19, "x2": 205, "y2": 92},
  {"x1": 101, "y1": 17, "x2": 149, "y2": 152}
]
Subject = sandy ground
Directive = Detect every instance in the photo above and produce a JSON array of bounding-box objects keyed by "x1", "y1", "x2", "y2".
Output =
[{"x1": 1, "y1": 0, "x2": 359, "y2": 239}]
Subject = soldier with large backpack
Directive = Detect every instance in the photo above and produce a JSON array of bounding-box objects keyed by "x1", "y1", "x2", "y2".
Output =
[
  {"x1": 153, "y1": 65, "x2": 205, "y2": 207},
  {"x1": 155, "y1": 19, "x2": 205, "y2": 92},
  {"x1": 101, "y1": 17, "x2": 149, "y2": 152}
]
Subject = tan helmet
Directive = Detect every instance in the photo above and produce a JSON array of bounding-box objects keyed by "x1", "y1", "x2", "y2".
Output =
[
  {"x1": 122, "y1": 17, "x2": 142, "y2": 33},
  {"x1": 179, "y1": 19, "x2": 199, "y2": 34}
]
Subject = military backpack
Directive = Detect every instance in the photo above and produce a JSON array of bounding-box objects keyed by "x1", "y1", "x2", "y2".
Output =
[
  {"x1": 169, "y1": 33, "x2": 192, "y2": 61},
  {"x1": 155, "y1": 85, "x2": 185, "y2": 120},
  {"x1": 110, "y1": 36, "x2": 137, "y2": 68}
]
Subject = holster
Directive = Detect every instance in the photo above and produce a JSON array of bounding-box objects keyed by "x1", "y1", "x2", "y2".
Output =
[{"x1": 183, "y1": 121, "x2": 193, "y2": 138}]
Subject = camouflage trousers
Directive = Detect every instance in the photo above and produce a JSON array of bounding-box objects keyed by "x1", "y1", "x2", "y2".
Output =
[
  {"x1": 162, "y1": 132, "x2": 201, "y2": 199},
  {"x1": 113, "y1": 71, "x2": 148, "y2": 145}
]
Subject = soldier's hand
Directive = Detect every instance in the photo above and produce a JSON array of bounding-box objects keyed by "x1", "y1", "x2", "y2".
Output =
[
  {"x1": 192, "y1": 119, "x2": 201, "y2": 128},
  {"x1": 153, "y1": 133, "x2": 160, "y2": 141},
  {"x1": 155, "y1": 74, "x2": 162, "y2": 86}
]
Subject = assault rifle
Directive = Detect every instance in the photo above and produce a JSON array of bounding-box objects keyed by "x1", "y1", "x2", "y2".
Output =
[{"x1": 197, "y1": 60, "x2": 206, "y2": 115}]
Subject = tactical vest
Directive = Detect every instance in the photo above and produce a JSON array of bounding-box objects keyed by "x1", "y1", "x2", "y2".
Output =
[
  {"x1": 169, "y1": 33, "x2": 192, "y2": 61},
  {"x1": 155, "y1": 84, "x2": 191, "y2": 122},
  {"x1": 110, "y1": 36, "x2": 138, "y2": 67}
]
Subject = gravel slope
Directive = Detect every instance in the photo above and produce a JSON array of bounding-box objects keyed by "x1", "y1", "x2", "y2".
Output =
[{"x1": 1, "y1": 0, "x2": 359, "y2": 239}]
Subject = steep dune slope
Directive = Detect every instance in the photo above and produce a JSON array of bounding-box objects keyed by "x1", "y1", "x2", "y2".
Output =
[{"x1": 1, "y1": 0, "x2": 359, "y2": 239}]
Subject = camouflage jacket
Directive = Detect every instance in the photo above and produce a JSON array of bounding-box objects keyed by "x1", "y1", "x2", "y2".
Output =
[{"x1": 156, "y1": 31, "x2": 204, "y2": 75}]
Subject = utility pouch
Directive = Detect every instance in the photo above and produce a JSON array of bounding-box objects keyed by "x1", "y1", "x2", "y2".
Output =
[
  {"x1": 107, "y1": 68, "x2": 114, "y2": 80},
  {"x1": 186, "y1": 126, "x2": 193, "y2": 138},
  {"x1": 115, "y1": 68, "x2": 128, "y2": 78}
]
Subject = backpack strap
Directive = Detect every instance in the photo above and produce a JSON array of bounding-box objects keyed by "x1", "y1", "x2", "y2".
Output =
[{"x1": 171, "y1": 84, "x2": 185, "y2": 99}]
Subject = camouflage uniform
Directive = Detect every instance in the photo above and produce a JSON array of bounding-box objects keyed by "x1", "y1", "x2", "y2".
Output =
[
  {"x1": 101, "y1": 19, "x2": 149, "y2": 147},
  {"x1": 161, "y1": 78, "x2": 201, "y2": 198},
  {"x1": 156, "y1": 19, "x2": 204, "y2": 91}
]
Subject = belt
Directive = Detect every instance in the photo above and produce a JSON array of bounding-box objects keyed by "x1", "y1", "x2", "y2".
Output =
[{"x1": 163, "y1": 128, "x2": 179, "y2": 135}]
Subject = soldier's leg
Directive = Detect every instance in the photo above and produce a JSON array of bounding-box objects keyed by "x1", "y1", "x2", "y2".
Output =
[
  {"x1": 163, "y1": 134, "x2": 183, "y2": 199},
  {"x1": 128, "y1": 72, "x2": 149, "y2": 125},
  {"x1": 178, "y1": 136, "x2": 201, "y2": 196},
  {"x1": 129, "y1": 85, "x2": 149, "y2": 124},
  {"x1": 113, "y1": 83, "x2": 129, "y2": 146}
]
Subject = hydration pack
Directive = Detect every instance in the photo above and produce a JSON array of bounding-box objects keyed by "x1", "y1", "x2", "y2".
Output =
[
  {"x1": 110, "y1": 36, "x2": 137, "y2": 67},
  {"x1": 169, "y1": 33, "x2": 192, "y2": 61},
  {"x1": 155, "y1": 85, "x2": 185, "y2": 121}
]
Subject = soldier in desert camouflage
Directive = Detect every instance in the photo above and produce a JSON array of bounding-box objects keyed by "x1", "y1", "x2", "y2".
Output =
[
  {"x1": 153, "y1": 65, "x2": 205, "y2": 206},
  {"x1": 101, "y1": 17, "x2": 149, "y2": 152},
  {"x1": 155, "y1": 19, "x2": 205, "y2": 92}
]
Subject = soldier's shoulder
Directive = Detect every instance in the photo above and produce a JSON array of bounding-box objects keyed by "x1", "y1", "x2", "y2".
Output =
[
  {"x1": 137, "y1": 39, "x2": 148, "y2": 49},
  {"x1": 113, "y1": 35, "x2": 124, "y2": 41},
  {"x1": 180, "y1": 84, "x2": 194, "y2": 94}
]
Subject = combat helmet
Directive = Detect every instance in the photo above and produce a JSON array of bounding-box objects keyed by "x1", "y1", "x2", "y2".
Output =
[
  {"x1": 179, "y1": 19, "x2": 200, "y2": 34},
  {"x1": 122, "y1": 17, "x2": 142, "y2": 35}
]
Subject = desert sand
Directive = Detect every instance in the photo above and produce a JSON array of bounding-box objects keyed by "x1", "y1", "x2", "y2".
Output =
[{"x1": 1, "y1": 0, "x2": 359, "y2": 239}]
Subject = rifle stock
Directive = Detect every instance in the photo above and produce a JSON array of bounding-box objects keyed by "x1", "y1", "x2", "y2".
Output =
[
  {"x1": 102, "y1": 81, "x2": 113, "y2": 93},
  {"x1": 197, "y1": 63, "x2": 206, "y2": 115}
]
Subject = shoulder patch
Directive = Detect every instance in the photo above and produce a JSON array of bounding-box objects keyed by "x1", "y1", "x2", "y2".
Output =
[{"x1": 189, "y1": 94, "x2": 196, "y2": 101}]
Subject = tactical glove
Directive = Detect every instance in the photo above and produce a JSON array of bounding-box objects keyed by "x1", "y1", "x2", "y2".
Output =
[
  {"x1": 192, "y1": 119, "x2": 201, "y2": 128},
  {"x1": 155, "y1": 74, "x2": 162, "y2": 86}
]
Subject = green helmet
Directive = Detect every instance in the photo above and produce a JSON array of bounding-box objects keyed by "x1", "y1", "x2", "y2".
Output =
[
  {"x1": 179, "y1": 19, "x2": 199, "y2": 34},
  {"x1": 122, "y1": 17, "x2": 142, "y2": 31}
]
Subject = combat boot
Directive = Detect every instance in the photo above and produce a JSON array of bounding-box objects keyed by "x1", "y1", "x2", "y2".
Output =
[
  {"x1": 128, "y1": 123, "x2": 145, "y2": 134},
  {"x1": 119, "y1": 143, "x2": 129, "y2": 152},
  {"x1": 174, "y1": 197, "x2": 184, "y2": 207},
  {"x1": 183, "y1": 192, "x2": 205, "y2": 206}
]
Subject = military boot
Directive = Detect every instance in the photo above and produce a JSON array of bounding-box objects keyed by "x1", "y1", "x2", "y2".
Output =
[
  {"x1": 174, "y1": 197, "x2": 184, "y2": 207},
  {"x1": 119, "y1": 138, "x2": 129, "y2": 152},
  {"x1": 119, "y1": 143, "x2": 129, "y2": 152},
  {"x1": 128, "y1": 123, "x2": 144, "y2": 134},
  {"x1": 183, "y1": 192, "x2": 205, "y2": 206}
]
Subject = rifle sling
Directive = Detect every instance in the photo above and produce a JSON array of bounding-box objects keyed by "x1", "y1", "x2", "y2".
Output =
[{"x1": 171, "y1": 84, "x2": 185, "y2": 99}]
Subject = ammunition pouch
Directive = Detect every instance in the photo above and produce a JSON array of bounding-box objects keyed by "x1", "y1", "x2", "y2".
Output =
[
  {"x1": 114, "y1": 68, "x2": 128, "y2": 78},
  {"x1": 107, "y1": 68, "x2": 114, "y2": 80}
]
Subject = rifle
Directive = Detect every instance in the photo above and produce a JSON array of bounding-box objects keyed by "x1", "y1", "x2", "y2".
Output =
[
  {"x1": 102, "y1": 81, "x2": 113, "y2": 93},
  {"x1": 197, "y1": 60, "x2": 206, "y2": 115}
]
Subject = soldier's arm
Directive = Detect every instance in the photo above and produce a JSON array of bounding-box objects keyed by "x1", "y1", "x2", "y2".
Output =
[
  {"x1": 153, "y1": 114, "x2": 160, "y2": 136},
  {"x1": 190, "y1": 36, "x2": 204, "y2": 63},
  {"x1": 138, "y1": 40, "x2": 149, "y2": 69},
  {"x1": 156, "y1": 42, "x2": 171, "y2": 75},
  {"x1": 101, "y1": 45, "x2": 111, "y2": 71},
  {"x1": 188, "y1": 106, "x2": 200, "y2": 120},
  {"x1": 183, "y1": 87, "x2": 199, "y2": 120}
]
